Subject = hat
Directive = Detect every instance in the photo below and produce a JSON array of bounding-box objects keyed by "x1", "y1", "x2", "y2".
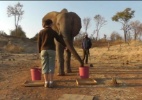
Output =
[
  {"x1": 84, "y1": 34, "x2": 88, "y2": 38},
  {"x1": 45, "y1": 19, "x2": 53, "y2": 25}
]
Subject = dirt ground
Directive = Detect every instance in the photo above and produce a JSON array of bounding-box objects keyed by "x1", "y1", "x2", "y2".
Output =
[{"x1": 1, "y1": 40, "x2": 142, "y2": 100}]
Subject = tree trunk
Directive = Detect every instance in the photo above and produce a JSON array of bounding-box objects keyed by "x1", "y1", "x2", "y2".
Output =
[
  {"x1": 124, "y1": 30, "x2": 127, "y2": 43},
  {"x1": 96, "y1": 31, "x2": 99, "y2": 41},
  {"x1": 14, "y1": 15, "x2": 18, "y2": 36},
  {"x1": 134, "y1": 32, "x2": 137, "y2": 41}
]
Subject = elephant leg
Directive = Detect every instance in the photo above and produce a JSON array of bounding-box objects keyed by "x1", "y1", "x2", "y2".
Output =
[
  {"x1": 55, "y1": 41, "x2": 65, "y2": 76},
  {"x1": 64, "y1": 49, "x2": 72, "y2": 73},
  {"x1": 64, "y1": 38, "x2": 74, "y2": 73}
]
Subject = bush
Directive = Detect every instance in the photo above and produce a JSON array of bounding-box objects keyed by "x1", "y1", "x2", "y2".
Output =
[
  {"x1": 0, "y1": 31, "x2": 7, "y2": 36},
  {"x1": 30, "y1": 33, "x2": 38, "y2": 41},
  {"x1": 10, "y1": 26, "x2": 26, "y2": 38}
]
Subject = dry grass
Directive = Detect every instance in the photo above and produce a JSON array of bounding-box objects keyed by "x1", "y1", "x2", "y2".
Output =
[
  {"x1": 75, "y1": 40, "x2": 142, "y2": 65},
  {"x1": 1, "y1": 39, "x2": 142, "y2": 100},
  {"x1": 4, "y1": 43, "x2": 24, "y2": 53}
]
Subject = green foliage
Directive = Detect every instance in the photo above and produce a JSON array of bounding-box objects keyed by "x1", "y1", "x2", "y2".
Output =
[
  {"x1": 112, "y1": 8, "x2": 135, "y2": 23},
  {"x1": 10, "y1": 26, "x2": 26, "y2": 38},
  {"x1": 112, "y1": 8, "x2": 135, "y2": 42}
]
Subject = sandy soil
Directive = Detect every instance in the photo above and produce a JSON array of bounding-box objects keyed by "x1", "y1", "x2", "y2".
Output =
[{"x1": 1, "y1": 40, "x2": 142, "y2": 100}]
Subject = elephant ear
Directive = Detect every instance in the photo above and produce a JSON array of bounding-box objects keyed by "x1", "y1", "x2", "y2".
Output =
[
  {"x1": 60, "y1": 8, "x2": 68, "y2": 13},
  {"x1": 69, "y1": 12, "x2": 82, "y2": 37}
]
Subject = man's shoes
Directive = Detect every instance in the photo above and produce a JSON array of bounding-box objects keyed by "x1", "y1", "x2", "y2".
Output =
[
  {"x1": 48, "y1": 82, "x2": 54, "y2": 88},
  {"x1": 44, "y1": 82, "x2": 49, "y2": 88}
]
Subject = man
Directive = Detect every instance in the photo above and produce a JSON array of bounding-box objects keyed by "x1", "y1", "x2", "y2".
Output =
[
  {"x1": 82, "y1": 34, "x2": 92, "y2": 64},
  {"x1": 38, "y1": 19, "x2": 66, "y2": 88}
]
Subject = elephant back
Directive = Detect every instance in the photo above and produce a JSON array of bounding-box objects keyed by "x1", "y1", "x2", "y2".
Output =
[{"x1": 69, "y1": 12, "x2": 82, "y2": 37}]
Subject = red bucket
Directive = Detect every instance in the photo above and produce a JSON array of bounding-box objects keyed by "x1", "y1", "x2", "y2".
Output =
[
  {"x1": 79, "y1": 66, "x2": 89, "y2": 79},
  {"x1": 30, "y1": 67, "x2": 41, "y2": 81}
]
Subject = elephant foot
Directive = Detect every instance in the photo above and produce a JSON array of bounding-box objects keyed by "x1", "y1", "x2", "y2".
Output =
[{"x1": 57, "y1": 72, "x2": 65, "y2": 76}]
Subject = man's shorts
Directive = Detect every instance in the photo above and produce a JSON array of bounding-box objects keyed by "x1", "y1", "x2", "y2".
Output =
[{"x1": 40, "y1": 50, "x2": 56, "y2": 74}]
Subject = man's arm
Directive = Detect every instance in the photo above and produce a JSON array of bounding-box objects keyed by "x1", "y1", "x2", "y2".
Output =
[
  {"x1": 82, "y1": 39, "x2": 84, "y2": 49},
  {"x1": 53, "y1": 31, "x2": 66, "y2": 47},
  {"x1": 37, "y1": 32, "x2": 42, "y2": 53}
]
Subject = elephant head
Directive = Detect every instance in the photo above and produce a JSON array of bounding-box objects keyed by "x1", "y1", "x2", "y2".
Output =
[{"x1": 42, "y1": 9, "x2": 84, "y2": 67}]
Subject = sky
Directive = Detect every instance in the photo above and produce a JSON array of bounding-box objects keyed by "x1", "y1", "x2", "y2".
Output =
[{"x1": 0, "y1": 1, "x2": 142, "y2": 39}]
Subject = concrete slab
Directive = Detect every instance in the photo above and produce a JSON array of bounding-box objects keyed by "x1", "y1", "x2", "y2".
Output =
[
  {"x1": 76, "y1": 78, "x2": 97, "y2": 86},
  {"x1": 58, "y1": 94, "x2": 94, "y2": 100},
  {"x1": 23, "y1": 80, "x2": 44, "y2": 87}
]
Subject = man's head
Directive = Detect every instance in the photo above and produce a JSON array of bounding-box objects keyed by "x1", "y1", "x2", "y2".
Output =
[
  {"x1": 43, "y1": 19, "x2": 53, "y2": 27},
  {"x1": 84, "y1": 34, "x2": 88, "y2": 38}
]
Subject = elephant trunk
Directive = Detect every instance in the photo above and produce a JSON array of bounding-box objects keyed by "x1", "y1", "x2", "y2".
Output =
[{"x1": 63, "y1": 38, "x2": 84, "y2": 67}]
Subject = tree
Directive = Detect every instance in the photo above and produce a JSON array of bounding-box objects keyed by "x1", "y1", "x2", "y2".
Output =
[
  {"x1": 10, "y1": 25, "x2": 26, "y2": 38},
  {"x1": 138, "y1": 24, "x2": 142, "y2": 40},
  {"x1": 74, "y1": 31, "x2": 84, "y2": 48},
  {"x1": 112, "y1": 8, "x2": 135, "y2": 42},
  {"x1": 130, "y1": 20, "x2": 142, "y2": 40},
  {"x1": 7, "y1": 2, "x2": 24, "y2": 35},
  {"x1": 0, "y1": 31, "x2": 7, "y2": 36},
  {"x1": 110, "y1": 31, "x2": 122, "y2": 41},
  {"x1": 104, "y1": 34, "x2": 107, "y2": 41},
  {"x1": 83, "y1": 17, "x2": 91, "y2": 34},
  {"x1": 94, "y1": 14, "x2": 107, "y2": 40}
]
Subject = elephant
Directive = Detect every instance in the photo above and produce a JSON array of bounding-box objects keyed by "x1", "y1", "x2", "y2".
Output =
[{"x1": 42, "y1": 8, "x2": 84, "y2": 75}]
